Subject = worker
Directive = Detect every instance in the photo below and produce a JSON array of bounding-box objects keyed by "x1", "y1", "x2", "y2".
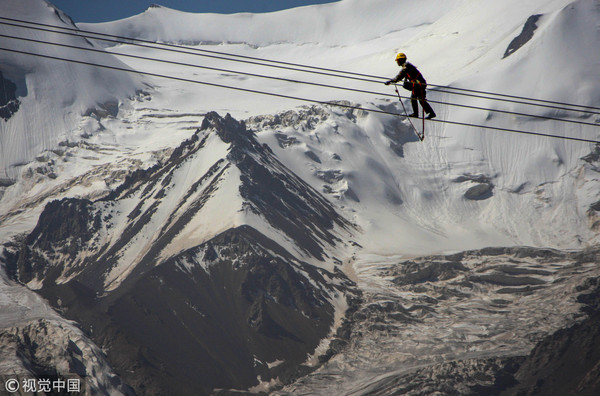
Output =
[{"x1": 385, "y1": 53, "x2": 436, "y2": 119}]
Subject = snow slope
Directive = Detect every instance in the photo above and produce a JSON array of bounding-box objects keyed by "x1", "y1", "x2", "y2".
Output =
[
  {"x1": 0, "y1": 0, "x2": 141, "y2": 179},
  {"x1": 82, "y1": 0, "x2": 464, "y2": 47}
]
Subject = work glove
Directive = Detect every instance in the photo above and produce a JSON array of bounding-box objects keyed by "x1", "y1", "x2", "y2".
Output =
[{"x1": 384, "y1": 80, "x2": 394, "y2": 86}]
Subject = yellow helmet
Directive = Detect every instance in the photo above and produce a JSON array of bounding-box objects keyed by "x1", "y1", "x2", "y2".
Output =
[{"x1": 395, "y1": 52, "x2": 407, "y2": 61}]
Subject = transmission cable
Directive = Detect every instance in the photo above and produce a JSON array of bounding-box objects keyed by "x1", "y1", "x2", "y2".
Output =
[
  {"x1": 0, "y1": 17, "x2": 383, "y2": 84},
  {"x1": 429, "y1": 87, "x2": 600, "y2": 117},
  {"x1": 2, "y1": 16, "x2": 600, "y2": 116},
  {"x1": 426, "y1": 84, "x2": 600, "y2": 113},
  {"x1": 3, "y1": 32, "x2": 599, "y2": 129},
  {"x1": 1, "y1": 45, "x2": 598, "y2": 145},
  {"x1": 0, "y1": 16, "x2": 379, "y2": 81}
]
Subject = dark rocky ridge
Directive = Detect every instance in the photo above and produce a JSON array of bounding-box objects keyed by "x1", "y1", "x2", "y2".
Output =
[
  {"x1": 0, "y1": 71, "x2": 20, "y2": 121},
  {"x1": 4, "y1": 112, "x2": 357, "y2": 395},
  {"x1": 34, "y1": 226, "x2": 351, "y2": 395},
  {"x1": 504, "y1": 14, "x2": 543, "y2": 58}
]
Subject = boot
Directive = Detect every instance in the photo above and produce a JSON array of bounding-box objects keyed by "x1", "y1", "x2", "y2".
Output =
[{"x1": 422, "y1": 100, "x2": 435, "y2": 119}]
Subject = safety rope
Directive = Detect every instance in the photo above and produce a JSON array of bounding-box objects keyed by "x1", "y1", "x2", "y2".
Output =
[{"x1": 395, "y1": 84, "x2": 424, "y2": 141}]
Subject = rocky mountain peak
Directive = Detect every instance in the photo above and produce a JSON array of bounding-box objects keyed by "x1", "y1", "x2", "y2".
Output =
[
  {"x1": 2, "y1": 110, "x2": 358, "y2": 394},
  {"x1": 200, "y1": 111, "x2": 250, "y2": 145}
]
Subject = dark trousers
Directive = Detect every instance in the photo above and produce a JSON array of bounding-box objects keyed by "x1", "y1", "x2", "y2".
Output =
[{"x1": 403, "y1": 82, "x2": 434, "y2": 115}]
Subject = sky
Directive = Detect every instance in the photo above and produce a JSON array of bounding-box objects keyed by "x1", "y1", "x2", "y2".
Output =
[{"x1": 50, "y1": 0, "x2": 341, "y2": 23}]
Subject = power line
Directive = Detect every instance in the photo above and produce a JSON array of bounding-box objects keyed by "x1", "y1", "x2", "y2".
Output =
[
  {"x1": 431, "y1": 87, "x2": 600, "y2": 117},
  {"x1": 1, "y1": 45, "x2": 598, "y2": 145},
  {"x1": 2, "y1": 16, "x2": 600, "y2": 116},
  {"x1": 3, "y1": 32, "x2": 599, "y2": 130},
  {"x1": 0, "y1": 18, "x2": 383, "y2": 85},
  {"x1": 427, "y1": 84, "x2": 600, "y2": 113},
  {"x1": 6, "y1": 16, "x2": 600, "y2": 116},
  {"x1": 0, "y1": 32, "x2": 388, "y2": 94},
  {"x1": 0, "y1": 16, "x2": 380, "y2": 81}
]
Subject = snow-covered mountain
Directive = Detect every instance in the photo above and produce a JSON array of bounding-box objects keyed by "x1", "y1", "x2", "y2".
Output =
[
  {"x1": 4, "y1": 112, "x2": 357, "y2": 394},
  {"x1": 0, "y1": 0, "x2": 142, "y2": 181},
  {"x1": 1, "y1": 0, "x2": 600, "y2": 394}
]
